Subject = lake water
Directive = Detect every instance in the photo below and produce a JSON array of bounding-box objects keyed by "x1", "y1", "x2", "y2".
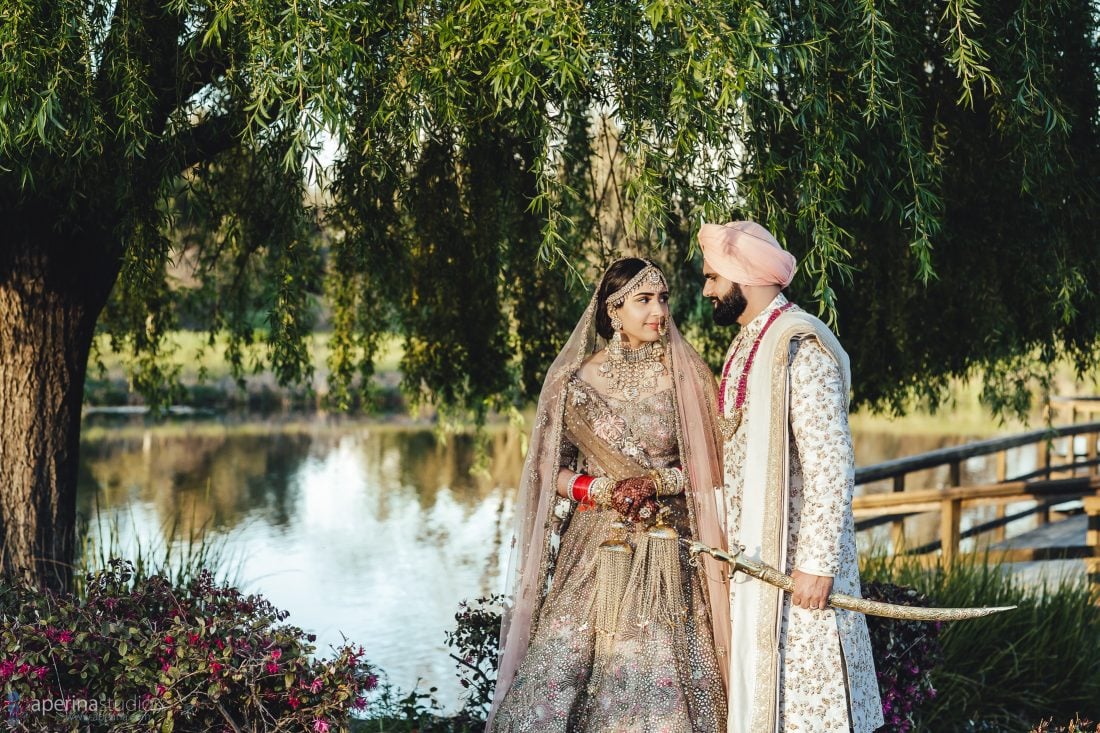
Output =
[{"x1": 75, "y1": 416, "x2": 1044, "y2": 712}]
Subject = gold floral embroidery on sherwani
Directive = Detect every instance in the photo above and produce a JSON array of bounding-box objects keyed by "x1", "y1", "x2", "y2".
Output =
[
  {"x1": 490, "y1": 376, "x2": 727, "y2": 733},
  {"x1": 721, "y1": 294, "x2": 883, "y2": 733}
]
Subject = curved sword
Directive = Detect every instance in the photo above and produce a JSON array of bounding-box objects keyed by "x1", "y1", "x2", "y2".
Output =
[{"x1": 685, "y1": 540, "x2": 1015, "y2": 621}]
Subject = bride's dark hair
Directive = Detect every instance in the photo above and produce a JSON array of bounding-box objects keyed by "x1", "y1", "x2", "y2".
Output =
[{"x1": 595, "y1": 258, "x2": 651, "y2": 339}]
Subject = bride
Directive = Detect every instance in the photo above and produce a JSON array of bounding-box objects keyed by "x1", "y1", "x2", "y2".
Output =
[{"x1": 487, "y1": 258, "x2": 731, "y2": 732}]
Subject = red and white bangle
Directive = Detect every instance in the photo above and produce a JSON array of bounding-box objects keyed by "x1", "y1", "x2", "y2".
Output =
[{"x1": 569, "y1": 473, "x2": 594, "y2": 502}]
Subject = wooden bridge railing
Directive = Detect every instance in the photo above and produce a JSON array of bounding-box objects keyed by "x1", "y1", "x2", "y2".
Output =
[{"x1": 852, "y1": 420, "x2": 1100, "y2": 582}]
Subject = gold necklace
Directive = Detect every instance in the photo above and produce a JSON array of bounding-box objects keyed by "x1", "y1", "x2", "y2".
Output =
[{"x1": 599, "y1": 339, "x2": 666, "y2": 401}]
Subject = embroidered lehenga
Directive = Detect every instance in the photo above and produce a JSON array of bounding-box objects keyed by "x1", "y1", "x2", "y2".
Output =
[{"x1": 487, "y1": 266, "x2": 731, "y2": 733}]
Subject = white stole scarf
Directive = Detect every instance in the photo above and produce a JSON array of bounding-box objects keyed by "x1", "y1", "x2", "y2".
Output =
[{"x1": 724, "y1": 310, "x2": 850, "y2": 733}]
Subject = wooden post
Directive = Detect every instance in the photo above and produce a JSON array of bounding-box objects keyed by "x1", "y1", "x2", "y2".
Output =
[
  {"x1": 1085, "y1": 496, "x2": 1100, "y2": 598},
  {"x1": 891, "y1": 474, "x2": 906, "y2": 553},
  {"x1": 1038, "y1": 440, "x2": 1051, "y2": 478},
  {"x1": 995, "y1": 450, "x2": 1008, "y2": 483},
  {"x1": 1036, "y1": 442, "x2": 1051, "y2": 526},
  {"x1": 949, "y1": 460, "x2": 962, "y2": 487},
  {"x1": 1088, "y1": 431, "x2": 1098, "y2": 477},
  {"x1": 941, "y1": 497, "x2": 962, "y2": 565},
  {"x1": 991, "y1": 451, "x2": 1008, "y2": 542}
]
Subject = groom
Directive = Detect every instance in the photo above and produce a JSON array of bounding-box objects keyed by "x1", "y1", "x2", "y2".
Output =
[{"x1": 698, "y1": 221, "x2": 883, "y2": 733}]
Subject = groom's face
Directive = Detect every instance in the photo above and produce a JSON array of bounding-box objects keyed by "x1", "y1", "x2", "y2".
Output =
[{"x1": 702, "y1": 262, "x2": 746, "y2": 326}]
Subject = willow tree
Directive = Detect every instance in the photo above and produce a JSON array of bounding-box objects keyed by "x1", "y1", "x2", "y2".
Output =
[
  {"x1": 332, "y1": 0, "x2": 1098, "y2": 416},
  {"x1": 2, "y1": 0, "x2": 1097, "y2": 589},
  {"x1": 0, "y1": 0, "x2": 371, "y2": 589}
]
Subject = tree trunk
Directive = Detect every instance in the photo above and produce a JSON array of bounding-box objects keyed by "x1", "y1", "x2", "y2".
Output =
[{"x1": 0, "y1": 233, "x2": 116, "y2": 591}]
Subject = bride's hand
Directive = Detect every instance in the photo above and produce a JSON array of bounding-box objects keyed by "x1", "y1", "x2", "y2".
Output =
[{"x1": 611, "y1": 476, "x2": 657, "y2": 520}]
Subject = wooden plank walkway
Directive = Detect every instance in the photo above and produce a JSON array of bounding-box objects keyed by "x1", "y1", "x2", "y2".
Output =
[{"x1": 990, "y1": 514, "x2": 1090, "y2": 587}]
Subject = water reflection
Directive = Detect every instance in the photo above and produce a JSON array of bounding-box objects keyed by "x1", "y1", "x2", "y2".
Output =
[
  {"x1": 78, "y1": 423, "x2": 526, "y2": 712},
  {"x1": 77, "y1": 418, "x2": 1021, "y2": 711}
]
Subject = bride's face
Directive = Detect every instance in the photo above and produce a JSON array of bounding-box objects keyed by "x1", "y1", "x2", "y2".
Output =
[{"x1": 614, "y1": 287, "x2": 670, "y2": 348}]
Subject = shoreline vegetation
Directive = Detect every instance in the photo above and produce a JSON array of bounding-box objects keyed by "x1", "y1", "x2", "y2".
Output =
[
  {"x1": 11, "y1": 530, "x2": 1094, "y2": 733},
  {"x1": 86, "y1": 330, "x2": 1092, "y2": 436},
  {"x1": 347, "y1": 553, "x2": 1100, "y2": 733}
]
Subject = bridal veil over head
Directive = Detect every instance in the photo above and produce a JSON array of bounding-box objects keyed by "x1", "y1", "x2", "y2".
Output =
[{"x1": 486, "y1": 261, "x2": 731, "y2": 727}]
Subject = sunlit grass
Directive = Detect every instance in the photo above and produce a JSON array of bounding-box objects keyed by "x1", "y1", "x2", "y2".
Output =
[
  {"x1": 91, "y1": 330, "x2": 405, "y2": 382},
  {"x1": 850, "y1": 386, "x2": 1033, "y2": 437},
  {"x1": 87, "y1": 331, "x2": 1100, "y2": 440},
  {"x1": 861, "y1": 551, "x2": 1100, "y2": 731},
  {"x1": 852, "y1": 359, "x2": 1100, "y2": 437},
  {"x1": 74, "y1": 494, "x2": 244, "y2": 599}
]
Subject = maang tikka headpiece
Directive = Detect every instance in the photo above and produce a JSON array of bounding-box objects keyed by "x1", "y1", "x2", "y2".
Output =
[
  {"x1": 600, "y1": 261, "x2": 669, "y2": 401},
  {"x1": 605, "y1": 262, "x2": 668, "y2": 308}
]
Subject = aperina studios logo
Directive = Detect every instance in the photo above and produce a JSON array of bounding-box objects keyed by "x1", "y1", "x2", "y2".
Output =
[{"x1": 2, "y1": 691, "x2": 151, "y2": 722}]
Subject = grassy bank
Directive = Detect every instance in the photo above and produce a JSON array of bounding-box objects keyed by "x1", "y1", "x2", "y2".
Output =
[
  {"x1": 860, "y1": 553, "x2": 1100, "y2": 731},
  {"x1": 344, "y1": 554, "x2": 1100, "y2": 732},
  {"x1": 86, "y1": 331, "x2": 406, "y2": 413}
]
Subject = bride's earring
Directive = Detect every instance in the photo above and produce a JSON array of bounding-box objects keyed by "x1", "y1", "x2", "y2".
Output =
[
  {"x1": 657, "y1": 318, "x2": 667, "y2": 337},
  {"x1": 609, "y1": 311, "x2": 624, "y2": 359}
]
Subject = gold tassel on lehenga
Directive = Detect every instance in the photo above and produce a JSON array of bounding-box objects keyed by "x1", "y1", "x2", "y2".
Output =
[
  {"x1": 636, "y1": 522, "x2": 688, "y2": 630},
  {"x1": 593, "y1": 521, "x2": 632, "y2": 661}
]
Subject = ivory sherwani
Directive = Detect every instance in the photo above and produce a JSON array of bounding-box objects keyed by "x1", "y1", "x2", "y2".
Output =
[{"x1": 721, "y1": 294, "x2": 882, "y2": 733}]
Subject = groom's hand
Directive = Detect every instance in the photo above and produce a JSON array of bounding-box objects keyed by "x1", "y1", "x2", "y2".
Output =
[{"x1": 790, "y1": 569, "x2": 832, "y2": 611}]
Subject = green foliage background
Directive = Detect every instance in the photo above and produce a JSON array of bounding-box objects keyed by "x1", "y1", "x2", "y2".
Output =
[{"x1": 2, "y1": 0, "x2": 1097, "y2": 419}]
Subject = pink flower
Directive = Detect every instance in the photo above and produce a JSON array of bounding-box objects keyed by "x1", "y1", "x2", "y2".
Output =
[
  {"x1": 353, "y1": 696, "x2": 367, "y2": 710},
  {"x1": 156, "y1": 684, "x2": 166, "y2": 697},
  {"x1": 365, "y1": 673, "x2": 379, "y2": 691},
  {"x1": 58, "y1": 630, "x2": 73, "y2": 644},
  {"x1": 270, "y1": 648, "x2": 282, "y2": 661},
  {"x1": 34, "y1": 666, "x2": 47, "y2": 679},
  {"x1": 309, "y1": 678, "x2": 323, "y2": 694},
  {"x1": 266, "y1": 662, "x2": 279, "y2": 674},
  {"x1": 288, "y1": 694, "x2": 301, "y2": 710},
  {"x1": 312, "y1": 720, "x2": 329, "y2": 733},
  {"x1": 0, "y1": 660, "x2": 15, "y2": 679},
  {"x1": 591, "y1": 414, "x2": 627, "y2": 443}
]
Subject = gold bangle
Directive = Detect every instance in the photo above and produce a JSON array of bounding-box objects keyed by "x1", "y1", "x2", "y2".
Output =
[
  {"x1": 589, "y1": 477, "x2": 613, "y2": 506},
  {"x1": 648, "y1": 469, "x2": 665, "y2": 497},
  {"x1": 654, "y1": 467, "x2": 684, "y2": 496}
]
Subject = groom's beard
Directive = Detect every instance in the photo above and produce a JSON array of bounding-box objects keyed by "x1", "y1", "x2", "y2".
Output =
[{"x1": 711, "y1": 284, "x2": 747, "y2": 326}]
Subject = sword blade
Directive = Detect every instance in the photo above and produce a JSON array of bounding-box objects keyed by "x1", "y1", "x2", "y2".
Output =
[{"x1": 687, "y1": 540, "x2": 1015, "y2": 621}]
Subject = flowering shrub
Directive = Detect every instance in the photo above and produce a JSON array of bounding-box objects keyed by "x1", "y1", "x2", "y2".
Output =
[
  {"x1": 861, "y1": 581, "x2": 944, "y2": 733},
  {"x1": 443, "y1": 595, "x2": 502, "y2": 719},
  {"x1": 442, "y1": 586, "x2": 947, "y2": 732},
  {"x1": 0, "y1": 559, "x2": 377, "y2": 732},
  {"x1": 1030, "y1": 717, "x2": 1099, "y2": 732}
]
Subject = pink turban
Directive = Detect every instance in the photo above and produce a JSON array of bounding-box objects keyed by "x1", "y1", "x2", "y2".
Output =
[{"x1": 697, "y1": 221, "x2": 797, "y2": 288}]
